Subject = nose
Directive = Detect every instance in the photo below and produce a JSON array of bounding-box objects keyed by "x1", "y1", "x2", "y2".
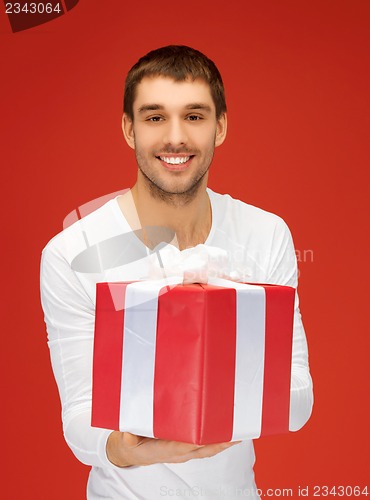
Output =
[{"x1": 162, "y1": 118, "x2": 188, "y2": 147}]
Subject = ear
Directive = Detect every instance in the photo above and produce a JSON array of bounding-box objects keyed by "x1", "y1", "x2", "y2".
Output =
[
  {"x1": 122, "y1": 113, "x2": 135, "y2": 150},
  {"x1": 215, "y1": 112, "x2": 227, "y2": 148}
]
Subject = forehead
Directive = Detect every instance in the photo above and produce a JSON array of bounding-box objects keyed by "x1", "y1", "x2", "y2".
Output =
[{"x1": 133, "y1": 76, "x2": 215, "y2": 114}]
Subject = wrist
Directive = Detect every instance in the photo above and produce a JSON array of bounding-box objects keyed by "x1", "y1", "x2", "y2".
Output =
[{"x1": 106, "y1": 431, "x2": 133, "y2": 468}]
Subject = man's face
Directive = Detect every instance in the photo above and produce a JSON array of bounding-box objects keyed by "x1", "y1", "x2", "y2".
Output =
[{"x1": 123, "y1": 76, "x2": 227, "y2": 198}]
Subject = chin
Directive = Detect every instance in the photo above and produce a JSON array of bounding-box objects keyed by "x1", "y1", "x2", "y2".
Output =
[{"x1": 147, "y1": 178, "x2": 205, "y2": 203}]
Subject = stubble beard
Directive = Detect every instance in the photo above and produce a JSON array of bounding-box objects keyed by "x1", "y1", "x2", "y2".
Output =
[{"x1": 135, "y1": 149, "x2": 214, "y2": 207}]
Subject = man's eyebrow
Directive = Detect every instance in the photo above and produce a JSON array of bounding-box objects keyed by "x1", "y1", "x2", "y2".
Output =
[
  {"x1": 137, "y1": 103, "x2": 213, "y2": 114},
  {"x1": 138, "y1": 104, "x2": 164, "y2": 113},
  {"x1": 185, "y1": 103, "x2": 212, "y2": 112}
]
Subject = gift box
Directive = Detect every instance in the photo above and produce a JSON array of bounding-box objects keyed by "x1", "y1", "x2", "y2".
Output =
[{"x1": 91, "y1": 278, "x2": 295, "y2": 444}]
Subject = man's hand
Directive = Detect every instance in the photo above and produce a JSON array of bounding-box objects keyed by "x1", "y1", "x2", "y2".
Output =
[{"x1": 106, "y1": 431, "x2": 240, "y2": 467}]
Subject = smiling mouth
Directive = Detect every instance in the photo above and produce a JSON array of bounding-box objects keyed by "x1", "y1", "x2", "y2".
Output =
[{"x1": 156, "y1": 155, "x2": 194, "y2": 165}]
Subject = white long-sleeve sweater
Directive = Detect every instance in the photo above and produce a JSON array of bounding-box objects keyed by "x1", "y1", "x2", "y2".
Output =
[{"x1": 40, "y1": 189, "x2": 313, "y2": 499}]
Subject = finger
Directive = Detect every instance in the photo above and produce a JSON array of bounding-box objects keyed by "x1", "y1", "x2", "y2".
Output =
[
  {"x1": 124, "y1": 436, "x2": 204, "y2": 465},
  {"x1": 190, "y1": 441, "x2": 240, "y2": 459},
  {"x1": 152, "y1": 439, "x2": 204, "y2": 458},
  {"x1": 123, "y1": 432, "x2": 150, "y2": 448}
]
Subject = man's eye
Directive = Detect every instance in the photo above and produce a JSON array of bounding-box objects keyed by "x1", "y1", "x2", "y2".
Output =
[
  {"x1": 147, "y1": 116, "x2": 163, "y2": 122},
  {"x1": 187, "y1": 115, "x2": 202, "y2": 121}
]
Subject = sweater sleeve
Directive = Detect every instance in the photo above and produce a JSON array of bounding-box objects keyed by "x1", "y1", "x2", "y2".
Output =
[
  {"x1": 266, "y1": 219, "x2": 314, "y2": 432},
  {"x1": 40, "y1": 240, "x2": 117, "y2": 468}
]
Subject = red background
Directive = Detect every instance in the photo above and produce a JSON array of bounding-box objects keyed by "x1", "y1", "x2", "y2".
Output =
[{"x1": 1, "y1": 0, "x2": 369, "y2": 498}]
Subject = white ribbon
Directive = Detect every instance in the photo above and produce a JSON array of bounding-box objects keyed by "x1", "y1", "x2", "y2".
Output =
[
  {"x1": 119, "y1": 277, "x2": 182, "y2": 437},
  {"x1": 218, "y1": 280, "x2": 266, "y2": 440},
  {"x1": 147, "y1": 243, "x2": 243, "y2": 284}
]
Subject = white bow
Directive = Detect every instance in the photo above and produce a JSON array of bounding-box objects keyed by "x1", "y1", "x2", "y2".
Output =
[{"x1": 147, "y1": 244, "x2": 243, "y2": 284}]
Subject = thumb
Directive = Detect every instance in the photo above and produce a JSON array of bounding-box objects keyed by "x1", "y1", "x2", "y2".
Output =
[{"x1": 123, "y1": 432, "x2": 146, "y2": 447}]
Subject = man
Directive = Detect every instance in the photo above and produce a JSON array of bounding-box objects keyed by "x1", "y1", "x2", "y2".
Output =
[{"x1": 41, "y1": 45, "x2": 313, "y2": 499}]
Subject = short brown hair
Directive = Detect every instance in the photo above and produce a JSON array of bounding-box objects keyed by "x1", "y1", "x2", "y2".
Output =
[{"x1": 124, "y1": 45, "x2": 227, "y2": 120}]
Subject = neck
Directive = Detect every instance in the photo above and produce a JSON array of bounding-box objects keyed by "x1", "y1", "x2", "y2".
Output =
[{"x1": 125, "y1": 176, "x2": 211, "y2": 250}]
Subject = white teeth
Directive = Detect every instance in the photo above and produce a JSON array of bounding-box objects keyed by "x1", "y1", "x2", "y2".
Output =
[{"x1": 159, "y1": 156, "x2": 190, "y2": 164}]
